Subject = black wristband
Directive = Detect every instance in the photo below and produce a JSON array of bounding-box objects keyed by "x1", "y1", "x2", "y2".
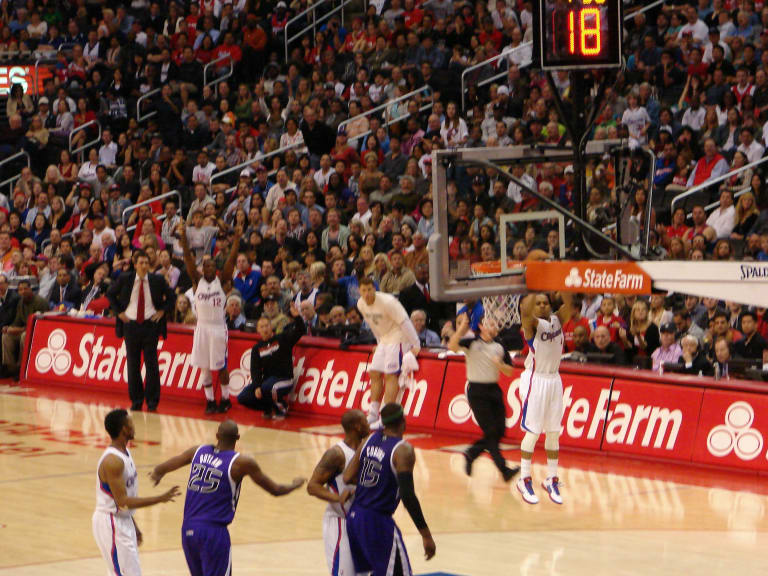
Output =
[{"x1": 397, "y1": 472, "x2": 428, "y2": 531}]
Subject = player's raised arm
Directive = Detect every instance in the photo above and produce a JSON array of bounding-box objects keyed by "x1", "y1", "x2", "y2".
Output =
[
  {"x1": 232, "y1": 454, "x2": 305, "y2": 496},
  {"x1": 149, "y1": 445, "x2": 199, "y2": 486},
  {"x1": 177, "y1": 221, "x2": 201, "y2": 287},
  {"x1": 447, "y1": 313, "x2": 471, "y2": 353},
  {"x1": 307, "y1": 446, "x2": 345, "y2": 503},
  {"x1": 519, "y1": 294, "x2": 537, "y2": 340},
  {"x1": 555, "y1": 291, "x2": 574, "y2": 326},
  {"x1": 102, "y1": 455, "x2": 180, "y2": 509},
  {"x1": 220, "y1": 225, "x2": 242, "y2": 292},
  {"x1": 393, "y1": 442, "x2": 436, "y2": 560}
]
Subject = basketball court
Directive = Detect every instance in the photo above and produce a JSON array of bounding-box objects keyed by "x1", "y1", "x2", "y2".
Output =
[{"x1": 1, "y1": 382, "x2": 767, "y2": 576}]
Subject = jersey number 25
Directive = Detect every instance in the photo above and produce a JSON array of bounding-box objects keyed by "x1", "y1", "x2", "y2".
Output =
[{"x1": 188, "y1": 463, "x2": 223, "y2": 493}]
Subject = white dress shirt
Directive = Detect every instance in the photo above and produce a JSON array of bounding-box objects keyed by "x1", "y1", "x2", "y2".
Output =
[{"x1": 124, "y1": 274, "x2": 157, "y2": 321}]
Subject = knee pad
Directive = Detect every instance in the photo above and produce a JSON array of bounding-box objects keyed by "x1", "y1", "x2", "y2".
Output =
[
  {"x1": 545, "y1": 431, "x2": 560, "y2": 452},
  {"x1": 520, "y1": 432, "x2": 539, "y2": 454}
]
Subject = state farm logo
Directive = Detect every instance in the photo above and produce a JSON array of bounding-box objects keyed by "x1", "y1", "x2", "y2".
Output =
[
  {"x1": 227, "y1": 349, "x2": 251, "y2": 395},
  {"x1": 564, "y1": 267, "x2": 582, "y2": 288},
  {"x1": 707, "y1": 401, "x2": 763, "y2": 461},
  {"x1": 35, "y1": 329, "x2": 72, "y2": 375},
  {"x1": 448, "y1": 383, "x2": 477, "y2": 425}
]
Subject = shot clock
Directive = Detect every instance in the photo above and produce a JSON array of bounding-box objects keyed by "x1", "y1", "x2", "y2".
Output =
[{"x1": 537, "y1": 0, "x2": 623, "y2": 70}]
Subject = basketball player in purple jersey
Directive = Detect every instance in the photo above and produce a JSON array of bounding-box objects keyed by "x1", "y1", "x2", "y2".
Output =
[
  {"x1": 150, "y1": 420, "x2": 305, "y2": 575},
  {"x1": 342, "y1": 403, "x2": 436, "y2": 576},
  {"x1": 307, "y1": 410, "x2": 370, "y2": 576}
]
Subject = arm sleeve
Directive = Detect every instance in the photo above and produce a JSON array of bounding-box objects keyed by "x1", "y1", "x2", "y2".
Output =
[
  {"x1": 249, "y1": 345, "x2": 262, "y2": 385},
  {"x1": 396, "y1": 472, "x2": 428, "y2": 531}
]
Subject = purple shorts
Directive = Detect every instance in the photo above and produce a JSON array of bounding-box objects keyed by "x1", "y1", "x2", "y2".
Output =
[
  {"x1": 347, "y1": 507, "x2": 412, "y2": 576},
  {"x1": 182, "y1": 523, "x2": 231, "y2": 576}
]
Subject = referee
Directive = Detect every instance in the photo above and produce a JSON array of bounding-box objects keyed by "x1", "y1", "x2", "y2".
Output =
[{"x1": 448, "y1": 313, "x2": 519, "y2": 482}]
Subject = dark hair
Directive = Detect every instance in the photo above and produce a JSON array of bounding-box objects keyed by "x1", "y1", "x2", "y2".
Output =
[
  {"x1": 380, "y1": 402, "x2": 404, "y2": 427},
  {"x1": 359, "y1": 276, "x2": 375, "y2": 287},
  {"x1": 713, "y1": 310, "x2": 728, "y2": 322},
  {"x1": 673, "y1": 308, "x2": 690, "y2": 320},
  {"x1": 741, "y1": 310, "x2": 757, "y2": 321},
  {"x1": 104, "y1": 408, "x2": 129, "y2": 439},
  {"x1": 133, "y1": 249, "x2": 148, "y2": 262}
]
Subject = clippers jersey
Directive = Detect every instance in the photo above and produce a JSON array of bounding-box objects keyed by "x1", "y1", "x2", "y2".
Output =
[
  {"x1": 95, "y1": 447, "x2": 137, "y2": 518},
  {"x1": 350, "y1": 431, "x2": 405, "y2": 516},
  {"x1": 326, "y1": 441, "x2": 356, "y2": 518},
  {"x1": 194, "y1": 276, "x2": 226, "y2": 325},
  {"x1": 357, "y1": 292, "x2": 411, "y2": 345},
  {"x1": 525, "y1": 315, "x2": 564, "y2": 375},
  {"x1": 183, "y1": 445, "x2": 241, "y2": 526}
]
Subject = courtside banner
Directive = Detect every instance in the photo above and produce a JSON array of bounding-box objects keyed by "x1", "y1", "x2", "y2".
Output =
[
  {"x1": 291, "y1": 343, "x2": 444, "y2": 429},
  {"x1": 600, "y1": 380, "x2": 703, "y2": 461},
  {"x1": 526, "y1": 261, "x2": 652, "y2": 295},
  {"x1": 23, "y1": 316, "x2": 258, "y2": 399},
  {"x1": 435, "y1": 358, "x2": 609, "y2": 449},
  {"x1": 692, "y1": 389, "x2": 768, "y2": 472}
]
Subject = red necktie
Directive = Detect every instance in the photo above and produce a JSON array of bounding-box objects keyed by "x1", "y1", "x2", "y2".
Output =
[
  {"x1": 422, "y1": 284, "x2": 430, "y2": 303},
  {"x1": 137, "y1": 278, "x2": 145, "y2": 323}
]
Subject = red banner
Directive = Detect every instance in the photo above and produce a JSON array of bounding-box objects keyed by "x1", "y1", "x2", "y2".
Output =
[
  {"x1": 692, "y1": 389, "x2": 768, "y2": 472},
  {"x1": 600, "y1": 380, "x2": 703, "y2": 461},
  {"x1": 0, "y1": 65, "x2": 53, "y2": 97}
]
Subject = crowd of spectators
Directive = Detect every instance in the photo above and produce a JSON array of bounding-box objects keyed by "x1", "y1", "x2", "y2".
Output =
[{"x1": 0, "y1": 0, "x2": 767, "y2": 380}]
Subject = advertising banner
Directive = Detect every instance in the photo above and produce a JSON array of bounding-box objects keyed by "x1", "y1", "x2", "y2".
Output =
[{"x1": 0, "y1": 65, "x2": 54, "y2": 96}]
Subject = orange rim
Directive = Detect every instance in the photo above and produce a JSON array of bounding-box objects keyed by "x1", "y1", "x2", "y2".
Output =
[{"x1": 470, "y1": 260, "x2": 525, "y2": 276}]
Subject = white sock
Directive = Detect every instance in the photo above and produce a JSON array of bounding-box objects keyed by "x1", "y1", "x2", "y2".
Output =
[
  {"x1": 220, "y1": 384, "x2": 229, "y2": 400},
  {"x1": 368, "y1": 401, "x2": 381, "y2": 422},
  {"x1": 548, "y1": 458, "x2": 558, "y2": 479},
  {"x1": 204, "y1": 386, "x2": 215, "y2": 401},
  {"x1": 521, "y1": 458, "x2": 531, "y2": 479}
]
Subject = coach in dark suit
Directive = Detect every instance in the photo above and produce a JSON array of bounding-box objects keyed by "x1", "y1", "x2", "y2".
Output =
[
  {"x1": 0, "y1": 274, "x2": 19, "y2": 328},
  {"x1": 48, "y1": 268, "x2": 82, "y2": 310},
  {"x1": 399, "y1": 263, "x2": 443, "y2": 332},
  {"x1": 107, "y1": 249, "x2": 175, "y2": 411}
]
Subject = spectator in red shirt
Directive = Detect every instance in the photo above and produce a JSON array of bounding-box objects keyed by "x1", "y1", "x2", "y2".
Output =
[
  {"x1": 592, "y1": 295, "x2": 626, "y2": 343},
  {"x1": 563, "y1": 296, "x2": 591, "y2": 352}
]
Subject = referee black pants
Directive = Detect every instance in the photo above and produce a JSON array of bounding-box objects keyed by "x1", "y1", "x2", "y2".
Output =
[{"x1": 466, "y1": 383, "x2": 508, "y2": 473}]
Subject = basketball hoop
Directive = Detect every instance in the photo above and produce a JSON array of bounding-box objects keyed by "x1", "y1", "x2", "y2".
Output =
[{"x1": 471, "y1": 260, "x2": 526, "y2": 328}]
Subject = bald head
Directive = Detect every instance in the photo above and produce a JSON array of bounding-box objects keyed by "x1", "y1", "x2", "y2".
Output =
[
  {"x1": 340, "y1": 409, "x2": 369, "y2": 442},
  {"x1": 217, "y1": 419, "x2": 240, "y2": 444}
]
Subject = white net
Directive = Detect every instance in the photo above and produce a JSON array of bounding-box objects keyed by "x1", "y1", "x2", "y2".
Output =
[{"x1": 481, "y1": 293, "x2": 522, "y2": 329}]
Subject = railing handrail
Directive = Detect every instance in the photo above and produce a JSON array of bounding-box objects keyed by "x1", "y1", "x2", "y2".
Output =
[
  {"x1": 33, "y1": 56, "x2": 58, "y2": 102},
  {"x1": 669, "y1": 155, "x2": 768, "y2": 214},
  {"x1": 121, "y1": 190, "x2": 182, "y2": 227},
  {"x1": 338, "y1": 85, "x2": 432, "y2": 136},
  {"x1": 284, "y1": 0, "x2": 353, "y2": 61},
  {"x1": 0, "y1": 150, "x2": 31, "y2": 193},
  {"x1": 203, "y1": 53, "x2": 233, "y2": 94},
  {"x1": 623, "y1": 0, "x2": 667, "y2": 19},
  {"x1": 209, "y1": 142, "x2": 304, "y2": 188},
  {"x1": 136, "y1": 87, "x2": 161, "y2": 124},
  {"x1": 69, "y1": 119, "x2": 102, "y2": 157},
  {"x1": 41, "y1": 231, "x2": 74, "y2": 253},
  {"x1": 350, "y1": 99, "x2": 434, "y2": 146},
  {"x1": 460, "y1": 41, "x2": 532, "y2": 110}
]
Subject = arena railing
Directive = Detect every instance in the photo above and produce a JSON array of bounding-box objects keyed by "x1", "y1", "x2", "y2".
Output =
[
  {"x1": 203, "y1": 53, "x2": 233, "y2": 97},
  {"x1": 136, "y1": 87, "x2": 161, "y2": 124},
  {"x1": 284, "y1": 0, "x2": 360, "y2": 62},
  {"x1": 0, "y1": 150, "x2": 30, "y2": 196},
  {"x1": 623, "y1": 0, "x2": 667, "y2": 18},
  {"x1": 33, "y1": 57, "x2": 58, "y2": 102},
  {"x1": 69, "y1": 119, "x2": 102, "y2": 161},
  {"x1": 209, "y1": 141, "x2": 305, "y2": 189},
  {"x1": 669, "y1": 155, "x2": 768, "y2": 215},
  {"x1": 121, "y1": 189, "x2": 182, "y2": 231},
  {"x1": 460, "y1": 42, "x2": 532, "y2": 111},
  {"x1": 337, "y1": 85, "x2": 433, "y2": 144},
  {"x1": 40, "y1": 231, "x2": 74, "y2": 254}
]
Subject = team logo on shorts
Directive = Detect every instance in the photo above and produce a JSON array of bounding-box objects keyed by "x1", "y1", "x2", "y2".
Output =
[
  {"x1": 707, "y1": 401, "x2": 764, "y2": 461},
  {"x1": 34, "y1": 329, "x2": 72, "y2": 376}
]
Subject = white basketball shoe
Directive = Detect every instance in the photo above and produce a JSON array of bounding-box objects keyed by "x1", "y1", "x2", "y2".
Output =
[
  {"x1": 542, "y1": 476, "x2": 563, "y2": 504},
  {"x1": 517, "y1": 476, "x2": 539, "y2": 504}
]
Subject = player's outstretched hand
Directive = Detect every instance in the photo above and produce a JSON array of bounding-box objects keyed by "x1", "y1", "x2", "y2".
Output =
[
  {"x1": 456, "y1": 312, "x2": 469, "y2": 333},
  {"x1": 289, "y1": 302, "x2": 300, "y2": 318},
  {"x1": 160, "y1": 485, "x2": 181, "y2": 503},
  {"x1": 149, "y1": 468, "x2": 164, "y2": 486},
  {"x1": 422, "y1": 533, "x2": 436, "y2": 560}
]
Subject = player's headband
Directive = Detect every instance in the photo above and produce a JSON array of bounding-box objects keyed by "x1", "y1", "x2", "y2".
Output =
[{"x1": 381, "y1": 405, "x2": 404, "y2": 426}]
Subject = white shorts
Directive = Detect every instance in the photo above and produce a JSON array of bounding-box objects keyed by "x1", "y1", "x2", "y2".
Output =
[
  {"x1": 518, "y1": 370, "x2": 563, "y2": 435},
  {"x1": 323, "y1": 513, "x2": 355, "y2": 576},
  {"x1": 191, "y1": 323, "x2": 228, "y2": 371},
  {"x1": 369, "y1": 343, "x2": 404, "y2": 375},
  {"x1": 92, "y1": 511, "x2": 141, "y2": 576}
]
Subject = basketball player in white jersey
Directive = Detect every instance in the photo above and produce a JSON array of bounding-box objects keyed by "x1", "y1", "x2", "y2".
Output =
[
  {"x1": 93, "y1": 409, "x2": 180, "y2": 576},
  {"x1": 356, "y1": 277, "x2": 421, "y2": 427},
  {"x1": 517, "y1": 292, "x2": 573, "y2": 505},
  {"x1": 179, "y1": 223, "x2": 241, "y2": 413},
  {"x1": 307, "y1": 410, "x2": 370, "y2": 576}
]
